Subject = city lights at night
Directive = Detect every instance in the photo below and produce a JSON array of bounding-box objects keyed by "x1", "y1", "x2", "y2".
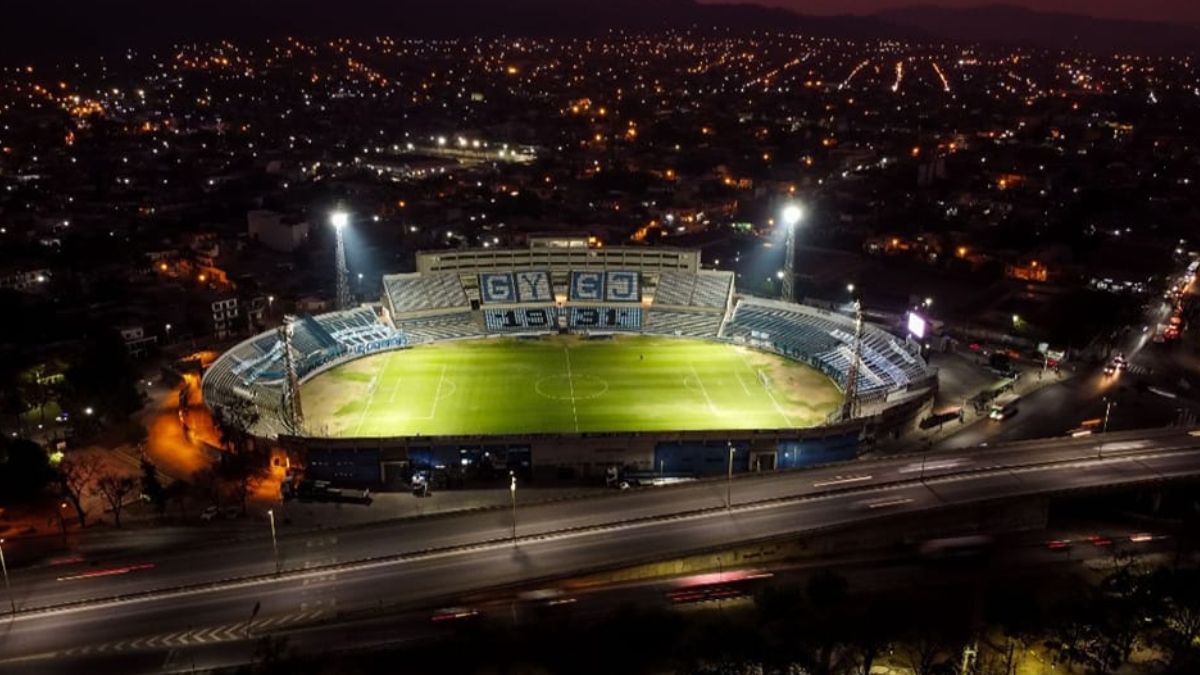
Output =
[{"x1": 1, "y1": 2, "x2": 1199, "y2": 674}]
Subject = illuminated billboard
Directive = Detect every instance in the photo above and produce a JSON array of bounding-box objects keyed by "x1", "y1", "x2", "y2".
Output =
[{"x1": 907, "y1": 312, "x2": 927, "y2": 339}]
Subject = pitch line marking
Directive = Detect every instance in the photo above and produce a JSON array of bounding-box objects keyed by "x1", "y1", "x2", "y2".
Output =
[
  {"x1": 733, "y1": 369, "x2": 753, "y2": 396},
  {"x1": 689, "y1": 363, "x2": 720, "y2": 416},
  {"x1": 563, "y1": 347, "x2": 580, "y2": 432},
  {"x1": 385, "y1": 351, "x2": 404, "y2": 404},
  {"x1": 428, "y1": 364, "x2": 448, "y2": 420},
  {"x1": 734, "y1": 349, "x2": 795, "y2": 428}
]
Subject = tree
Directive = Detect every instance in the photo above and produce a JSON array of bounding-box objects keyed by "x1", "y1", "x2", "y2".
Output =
[
  {"x1": 0, "y1": 437, "x2": 54, "y2": 505},
  {"x1": 212, "y1": 397, "x2": 267, "y2": 515},
  {"x1": 220, "y1": 449, "x2": 270, "y2": 516},
  {"x1": 56, "y1": 453, "x2": 103, "y2": 527},
  {"x1": 94, "y1": 471, "x2": 137, "y2": 527},
  {"x1": 139, "y1": 456, "x2": 168, "y2": 516},
  {"x1": 212, "y1": 398, "x2": 260, "y2": 456},
  {"x1": 1145, "y1": 568, "x2": 1200, "y2": 673},
  {"x1": 805, "y1": 571, "x2": 850, "y2": 675},
  {"x1": 191, "y1": 466, "x2": 222, "y2": 509},
  {"x1": 62, "y1": 330, "x2": 144, "y2": 423}
]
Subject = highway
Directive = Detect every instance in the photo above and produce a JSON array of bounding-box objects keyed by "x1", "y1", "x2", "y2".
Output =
[{"x1": 2, "y1": 427, "x2": 1200, "y2": 671}]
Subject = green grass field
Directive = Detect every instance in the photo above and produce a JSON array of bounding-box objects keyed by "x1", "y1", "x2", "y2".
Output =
[{"x1": 300, "y1": 335, "x2": 842, "y2": 437}]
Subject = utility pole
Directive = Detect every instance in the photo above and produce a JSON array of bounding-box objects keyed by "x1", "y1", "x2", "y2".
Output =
[
  {"x1": 509, "y1": 472, "x2": 518, "y2": 545},
  {"x1": 0, "y1": 538, "x2": 15, "y2": 616},
  {"x1": 726, "y1": 442, "x2": 735, "y2": 509},
  {"x1": 267, "y1": 509, "x2": 280, "y2": 575}
]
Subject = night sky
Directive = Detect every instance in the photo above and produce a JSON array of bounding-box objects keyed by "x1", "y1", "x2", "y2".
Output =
[{"x1": 714, "y1": 0, "x2": 1200, "y2": 23}]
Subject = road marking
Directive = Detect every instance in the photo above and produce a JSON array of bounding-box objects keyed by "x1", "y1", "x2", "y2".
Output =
[{"x1": 4, "y1": 445, "x2": 1199, "y2": 644}]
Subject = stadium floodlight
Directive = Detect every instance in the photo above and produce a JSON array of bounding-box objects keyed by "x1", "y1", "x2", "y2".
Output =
[
  {"x1": 780, "y1": 202, "x2": 804, "y2": 303},
  {"x1": 330, "y1": 208, "x2": 351, "y2": 309}
]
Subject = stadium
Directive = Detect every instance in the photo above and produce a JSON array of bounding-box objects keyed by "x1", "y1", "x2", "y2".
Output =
[{"x1": 201, "y1": 238, "x2": 937, "y2": 487}]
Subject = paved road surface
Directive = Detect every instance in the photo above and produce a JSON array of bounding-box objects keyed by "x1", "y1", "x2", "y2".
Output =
[{"x1": 2, "y1": 427, "x2": 1199, "y2": 671}]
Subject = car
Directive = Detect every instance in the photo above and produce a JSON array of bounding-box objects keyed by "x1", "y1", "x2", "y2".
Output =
[
  {"x1": 199, "y1": 506, "x2": 219, "y2": 521},
  {"x1": 431, "y1": 607, "x2": 479, "y2": 622},
  {"x1": 1046, "y1": 539, "x2": 1072, "y2": 551},
  {"x1": 1103, "y1": 363, "x2": 1118, "y2": 376},
  {"x1": 1087, "y1": 535, "x2": 1113, "y2": 547},
  {"x1": 222, "y1": 506, "x2": 242, "y2": 520}
]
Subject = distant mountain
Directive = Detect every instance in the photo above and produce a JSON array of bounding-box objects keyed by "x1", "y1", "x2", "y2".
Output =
[
  {"x1": 874, "y1": 4, "x2": 1200, "y2": 53},
  {"x1": 0, "y1": 0, "x2": 1194, "y2": 63}
]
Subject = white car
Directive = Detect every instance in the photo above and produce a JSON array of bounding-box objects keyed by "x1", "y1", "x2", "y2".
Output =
[{"x1": 199, "y1": 506, "x2": 219, "y2": 521}]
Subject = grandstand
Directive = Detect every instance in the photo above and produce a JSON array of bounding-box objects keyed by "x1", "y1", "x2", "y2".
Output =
[
  {"x1": 204, "y1": 246, "x2": 935, "y2": 440},
  {"x1": 201, "y1": 307, "x2": 404, "y2": 436},
  {"x1": 725, "y1": 297, "x2": 935, "y2": 402}
]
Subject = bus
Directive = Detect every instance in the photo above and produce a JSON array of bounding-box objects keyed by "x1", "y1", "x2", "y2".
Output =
[{"x1": 988, "y1": 394, "x2": 1020, "y2": 421}]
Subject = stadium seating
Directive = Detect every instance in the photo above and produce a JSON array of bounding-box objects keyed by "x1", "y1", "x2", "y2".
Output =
[
  {"x1": 383, "y1": 272, "x2": 469, "y2": 313},
  {"x1": 726, "y1": 298, "x2": 934, "y2": 398},
  {"x1": 652, "y1": 271, "x2": 732, "y2": 309},
  {"x1": 201, "y1": 307, "x2": 406, "y2": 437},
  {"x1": 204, "y1": 264, "x2": 934, "y2": 440},
  {"x1": 643, "y1": 310, "x2": 722, "y2": 338},
  {"x1": 393, "y1": 311, "x2": 483, "y2": 343}
]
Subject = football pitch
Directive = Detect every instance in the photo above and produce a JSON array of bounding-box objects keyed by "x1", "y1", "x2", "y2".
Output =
[{"x1": 300, "y1": 335, "x2": 843, "y2": 437}]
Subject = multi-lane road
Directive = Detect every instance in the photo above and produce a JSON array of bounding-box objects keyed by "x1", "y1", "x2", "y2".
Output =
[{"x1": 3, "y1": 427, "x2": 1200, "y2": 671}]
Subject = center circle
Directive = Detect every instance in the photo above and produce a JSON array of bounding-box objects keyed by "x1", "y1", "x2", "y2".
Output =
[{"x1": 535, "y1": 373, "x2": 609, "y2": 401}]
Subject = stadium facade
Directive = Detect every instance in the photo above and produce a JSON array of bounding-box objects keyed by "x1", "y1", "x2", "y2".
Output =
[{"x1": 202, "y1": 238, "x2": 937, "y2": 487}]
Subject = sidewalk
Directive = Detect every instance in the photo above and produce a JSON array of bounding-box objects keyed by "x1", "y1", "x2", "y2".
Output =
[
  {"x1": 879, "y1": 361, "x2": 1074, "y2": 453},
  {"x1": 0, "y1": 484, "x2": 606, "y2": 569}
]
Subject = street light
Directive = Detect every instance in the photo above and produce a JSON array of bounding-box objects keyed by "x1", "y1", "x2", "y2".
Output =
[
  {"x1": 329, "y1": 210, "x2": 349, "y2": 230},
  {"x1": 726, "y1": 443, "x2": 736, "y2": 510},
  {"x1": 0, "y1": 538, "x2": 14, "y2": 616},
  {"x1": 509, "y1": 472, "x2": 518, "y2": 545},
  {"x1": 847, "y1": 283, "x2": 855, "y2": 294},
  {"x1": 267, "y1": 509, "x2": 280, "y2": 575},
  {"x1": 781, "y1": 204, "x2": 803, "y2": 228}
]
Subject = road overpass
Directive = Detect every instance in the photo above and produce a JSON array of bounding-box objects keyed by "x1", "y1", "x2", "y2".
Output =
[{"x1": 2, "y1": 427, "x2": 1200, "y2": 671}]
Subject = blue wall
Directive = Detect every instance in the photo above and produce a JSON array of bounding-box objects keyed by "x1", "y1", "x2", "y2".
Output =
[{"x1": 776, "y1": 433, "x2": 860, "y2": 469}]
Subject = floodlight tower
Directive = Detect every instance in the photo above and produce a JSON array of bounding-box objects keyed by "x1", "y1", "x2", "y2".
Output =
[
  {"x1": 279, "y1": 316, "x2": 304, "y2": 435},
  {"x1": 780, "y1": 203, "x2": 803, "y2": 303},
  {"x1": 840, "y1": 299, "x2": 864, "y2": 421},
  {"x1": 330, "y1": 207, "x2": 352, "y2": 311}
]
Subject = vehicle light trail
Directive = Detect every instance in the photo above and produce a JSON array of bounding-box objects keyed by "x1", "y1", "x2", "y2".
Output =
[{"x1": 930, "y1": 61, "x2": 951, "y2": 93}]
